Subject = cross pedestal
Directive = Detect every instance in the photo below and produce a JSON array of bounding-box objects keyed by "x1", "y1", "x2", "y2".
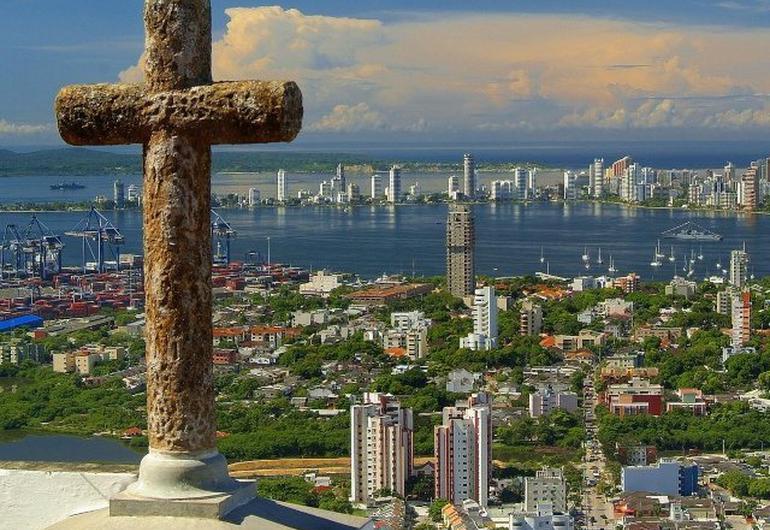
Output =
[{"x1": 54, "y1": 0, "x2": 302, "y2": 520}]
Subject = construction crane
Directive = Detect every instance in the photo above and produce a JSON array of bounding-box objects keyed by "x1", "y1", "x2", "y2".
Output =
[
  {"x1": 211, "y1": 209, "x2": 236, "y2": 266},
  {"x1": 65, "y1": 207, "x2": 125, "y2": 273}
]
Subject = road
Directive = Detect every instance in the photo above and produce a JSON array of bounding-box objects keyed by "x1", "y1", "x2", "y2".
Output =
[{"x1": 579, "y1": 369, "x2": 614, "y2": 530}]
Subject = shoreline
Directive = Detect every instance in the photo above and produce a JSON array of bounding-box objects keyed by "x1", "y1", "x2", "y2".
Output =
[{"x1": 0, "y1": 199, "x2": 766, "y2": 217}]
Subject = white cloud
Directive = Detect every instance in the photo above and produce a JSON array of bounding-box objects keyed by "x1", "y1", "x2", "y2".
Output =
[
  {"x1": 0, "y1": 119, "x2": 51, "y2": 136},
  {"x1": 308, "y1": 103, "x2": 387, "y2": 132},
  {"x1": 117, "y1": 6, "x2": 770, "y2": 135}
]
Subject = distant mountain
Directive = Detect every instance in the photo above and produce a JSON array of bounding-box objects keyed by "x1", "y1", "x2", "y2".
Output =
[{"x1": 0, "y1": 147, "x2": 377, "y2": 176}]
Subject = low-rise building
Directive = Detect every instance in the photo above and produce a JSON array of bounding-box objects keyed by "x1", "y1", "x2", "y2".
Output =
[
  {"x1": 666, "y1": 388, "x2": 707, "y2": 415},
  {"x1": 529, "y1": 386, "x2": 579, "y2": 417},
  {"x1": 621, "y1": 460, "x2": 699, "y2": 496},
  {"x1": 53, "y1": 345, "x2": 126, "y2": 375},
  {"x1": 524, "y1": 468, "x2": 567, "y2": 513},
  {"x1": 299, "y1": 270, "x2": 344, "y2": 298},
  {"x1": 605, "y1": 377, "x2": 664, "y2": 416},
  {"x1": 509, "y1": 503, "x2": 574, "y2": 530}
]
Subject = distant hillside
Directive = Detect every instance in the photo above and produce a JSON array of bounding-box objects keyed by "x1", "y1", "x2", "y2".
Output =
[{"x1": 0, "y1": 148, "x2": 380, "y2": 177}]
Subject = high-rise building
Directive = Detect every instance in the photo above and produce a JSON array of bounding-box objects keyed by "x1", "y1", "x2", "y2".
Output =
[
  {"x1": 448, "y1": 175, "x2": 460, "y2": 200},
  {"x1": 277, "y1": 169, "x2": 287, "y2": 202},
  {"x1": 387, "y1": 166, "x2": 401, "y2": 203},
  {"x1": 435, "y1": 393, "x2": 492, "y2": 507},
  {"x1": 446, "y1": 204, "x2": 475, "y2": 298},
  {"x1": 520, "y1": 300, "x2": 543, "y2": 336},
  {"x1": 113, "y1": 179, "x2": 125, "y2": 209},
  {"x1": 463, "y1": 154, "x2": 475, "y2": 199},
  {"x1": 371, "y1": 174, "x2": 383, "y2": 199},
  {"x1": 490, "y1": 180, "x2": 513, "y2": 201},
  {"x1": 350, "y1": 393, "x2": 413, "y2": 505},
  {"x1": 731, "y1": 290, "x2": 752, "y2": 350},
  {"x1": 590, "y1": 158, "x2": 604, "y2": 198},
  {"x1": 739, "y1": 168, "x2": 758, "y2": 210},
  {"x1": 336, "y1": 163, "x2": 346, "y2": 192},
  {"x1": 611, "y1": 156, "x2": 633, "y2": 178},
  {"x1": 729, "y1": 248, "x2": 749, "y2": 288},
  {"x1": 319, "y1": 180, "x2": 332, "y2": 199},
  {"x1": 126, "y1": 184, "x2": 141, "y2": 206},
  {"x1": 724, "y1": 162, "x2": 736, "y2": 182},
  {"x1": 460, "y1": 286, "x2": 498, "y2": 351},
  {"x1": 563, "y1": 171, "x2": 577, "y2": 200},
  {"x1": 347, "y1": 183, "x2": 360, "y2": 203},
  {"x1": 247, "y1": 188, "x2": 260, "y2": 207},
  {"x1": 525, "y1": 468, "x2": 567, "y2": 513},
  {"x1": 527, "y1": 169, "x2": 537, "y2": 200},
  {"x1": 513, "y1": 167, "x2": 528, "y2": 200}
]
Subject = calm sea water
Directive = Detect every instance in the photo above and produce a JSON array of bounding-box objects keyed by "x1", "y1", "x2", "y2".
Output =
[
  {"x1": 0, "y1": 202, "x2": 766, "y2": 281},
  {"x1": 0, "y1": 432, "x2": 142, "y2": 464}
]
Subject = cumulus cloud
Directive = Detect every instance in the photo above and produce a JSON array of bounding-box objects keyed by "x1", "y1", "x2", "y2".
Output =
[
  {"x1": 0, "y1": 119, "x2": 51, "y2": 135},
  {"x1": 117, "y1": 6, "x2": 770, "y2": 136},
  {"x1": 308, "y1": 103, "x2": 387, "y2": 132}
]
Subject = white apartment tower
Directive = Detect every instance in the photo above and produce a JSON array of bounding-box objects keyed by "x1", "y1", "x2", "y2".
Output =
[
  {"x1": 371, "y1": 174, "x2": 383, "y2": 199},
  {"x1": 336, "y1": 163, "x2": 346, "y2": 192},
  {"x1": 460, "y1": 286, "x2": 498, "y2": 351},
  {"x1": 464, "y1": 153, "x2": 476, "y2": 199},
  {"x1": 513, "y1": 167, "x2": 528, "y2": 200},
  {"x1": 388, "y1": 165, "x2": 402, "y2": 203},
  {"x1": 448, "y1": 175, "x2": 460, "y2": 199},
  {"x1": 247, "y1": 187, "x2": 260, "y2": 207},
  {"x1": 563, "y1": 171, "x2": 577, "y2": 200},
  {"x1": 731, "y1": 290, "x2": 752, "y2": 350},
  {"x1": 446, "y1": 204, "x2": 476, "y2": 298},
  {"x1": 590, "y1": 158, "x2": 605, "y2": 198},
  {"x1": 276, "y1": 169, "x2": 287, "y2": 202},
  {"x1": 729, "y1": 248, "x2": 749, "y2": 288},
  {"x1": 525, "y1": 467, "x2": 567, "y2": 513},
  {"x1": 350, "y1": 393, "x2": 414, "y2": 505},
  {"x1": 435, "y1": 393, "x2": 492, "y2": 507}
]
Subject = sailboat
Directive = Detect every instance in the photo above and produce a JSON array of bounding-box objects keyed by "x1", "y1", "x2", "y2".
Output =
[
  {"x1": 650, "y1": 249, "x2": 662, "y2": 268},
  {"x1": 540, "y1": 247, "x2": 545, "y2": 264},
  {"x1": 668, "y1": 246, "x2": 676, "y2": 262},
  {"x1": 697, "y1": 246, "x2": 703, "y2": 261},
  {"x1": 608, "y1": 255, "x2": 617, "y2": 274},
  {"x1": 656, "y1": 240, "x2": 666, "y2": 259},
  {"x1": 597, "y1": 248, "x2": 604, "y2": 265},
  {"x1": 582, "y1": 247, "x2": 590, "y2": 262}
]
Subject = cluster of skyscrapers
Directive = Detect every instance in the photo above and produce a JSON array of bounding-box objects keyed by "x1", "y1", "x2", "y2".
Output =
[{"x1": 563, "y1": 155, "x2": 770, "y2": 211}]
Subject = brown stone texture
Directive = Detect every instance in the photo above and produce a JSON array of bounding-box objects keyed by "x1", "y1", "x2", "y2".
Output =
[
  {"x1": 53, "y1": 0, "x2": 303, "y2": 455},
  {"x1": 143, "y1": 130, "x2": 215, "y2": 452},
  {"x1": 55, "y1": 81, "x2": 303, "y2": 146}
]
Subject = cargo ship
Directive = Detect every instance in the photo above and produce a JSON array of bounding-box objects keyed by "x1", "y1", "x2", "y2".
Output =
[{"x1": 50, "y1": 182, "x2": 85, "y2": 191}]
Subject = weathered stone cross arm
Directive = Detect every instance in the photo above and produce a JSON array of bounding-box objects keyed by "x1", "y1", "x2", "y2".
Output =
[{"x1": 56, "y1": 80, "x2": 302, "y2": 146}]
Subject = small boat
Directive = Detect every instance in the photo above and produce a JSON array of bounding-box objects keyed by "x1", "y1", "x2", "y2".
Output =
[
  {"x1": 582, "y1": 247, "x2": 590, "y2": 262},
  {"x1": 668, "y1": 246, "x2": 675, "y2": 262},
  {"x1": 608, "y1": 256, "x2": 617, "y2": 274},
  {"x1": 662, "y1": 221, "x2": 722, "y2": 241},
  {"x1": 597, "y1": 248, "x2": 603, "y2": 265},
  {"x1": 540, "y1": 247, "x2": 545, "y2": 264},
  {"x1": 697, "y1": 246, "x2": 703, "y2": 261},
  {"x1": 655, "y1": 240, "x2": 666, "y2": 259}
]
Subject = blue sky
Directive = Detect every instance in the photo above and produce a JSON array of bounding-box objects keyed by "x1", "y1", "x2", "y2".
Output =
[{"x1": 3, "y1": 1, "x2": 770, "y2": 146}]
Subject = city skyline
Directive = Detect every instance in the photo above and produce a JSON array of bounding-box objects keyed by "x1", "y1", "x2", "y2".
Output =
[{"x1": 6, "y1": 2, "x2": 770, "y2": 145}]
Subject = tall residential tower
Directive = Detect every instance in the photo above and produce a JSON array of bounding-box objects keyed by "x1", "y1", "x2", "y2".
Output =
[
  {"x1": 446, "y1": 204, "x2": 475, "y2": 298},
  {"x1": 463, "y1": 154, "x2": 475, "y2": 199}
]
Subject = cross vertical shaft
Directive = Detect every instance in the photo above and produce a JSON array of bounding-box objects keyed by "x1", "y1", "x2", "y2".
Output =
[{"x1": 142, "y1": 0, "x2": 215, "y2": 455}]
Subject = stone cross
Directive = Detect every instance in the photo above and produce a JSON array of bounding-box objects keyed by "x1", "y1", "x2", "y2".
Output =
[{"x1": 55, "y1": 0, "x2": 302, "y2": 518}]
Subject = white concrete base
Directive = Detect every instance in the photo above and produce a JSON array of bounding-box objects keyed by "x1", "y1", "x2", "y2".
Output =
[
  {"x1": 48, "y1": 497, "x2": 369, "y2": 529},
  {"x1": 109, "y1": 449, "x2": 256, "y2": 519}
]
